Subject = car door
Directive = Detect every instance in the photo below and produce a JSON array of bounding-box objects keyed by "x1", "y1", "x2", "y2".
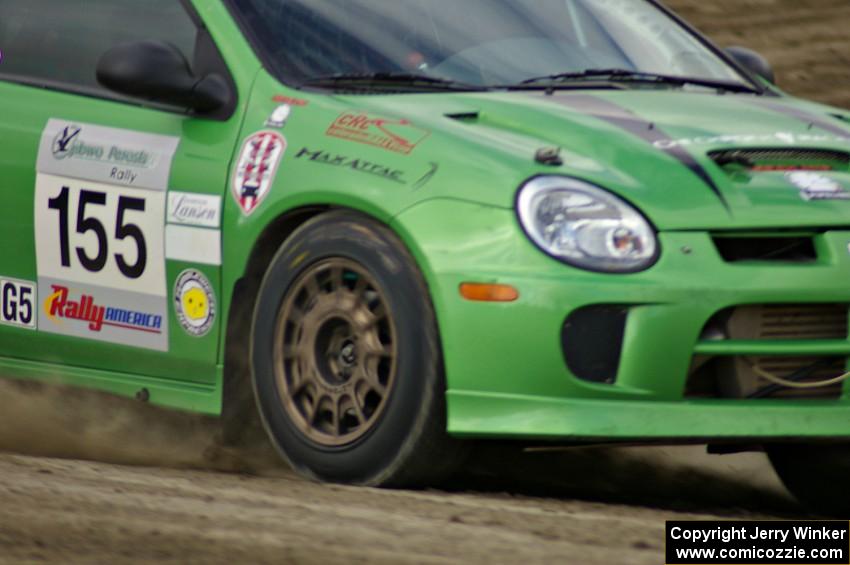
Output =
[{"x1": 0, "y1": 0, "x2": 245, "y2": 388}]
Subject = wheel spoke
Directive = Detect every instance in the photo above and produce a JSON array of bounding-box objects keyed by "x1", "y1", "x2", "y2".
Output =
[
  {"x1": 353, "y1": 276, "x2": 369, "y2": 299},
  {"x1": 358, "y1": 364, "x2": 387, "y2": 395},
  {"x1": 290, "y1": 377, "x2": 310, "y2": 396},
  {"x1": 306, "y1": 392, "x2": 322, "y2": 425},
  {"x1": 330, "y1": 396, "x2": 341, "y2": 437},
  {"x1": 364, "y1": 343, "x2": 393, "y2": 359},
  {"x1": 348, "y1": 393, "x2": 367, "y2": 424},
  {"x1": 286, "y1": 305, "x2": 305, "y2": 325},
  {"x1": 305, "y1": 275, "x2": 321, "y2": 298},
  {"x1": 330, "y1": 266, "x2": 344, "y2": 292}
]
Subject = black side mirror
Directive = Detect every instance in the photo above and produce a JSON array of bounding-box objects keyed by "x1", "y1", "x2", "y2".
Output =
[
  {"x1": 97, "y1": 40, "x2": 231, "y2": 113},
  {"x1": 725, "y1": 46, "x2": 775, "y2": 85}
]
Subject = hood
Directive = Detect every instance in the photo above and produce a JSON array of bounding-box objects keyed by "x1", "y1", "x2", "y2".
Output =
[{"x1": 350, "y1": 89, "x2": 850, "y2": 230}]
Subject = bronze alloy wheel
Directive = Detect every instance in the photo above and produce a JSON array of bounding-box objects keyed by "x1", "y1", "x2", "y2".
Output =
[
  {"x1": 252, "y1": 212, "x2": 463, "y2": 485},
  {"x1": 273, "y1": 259, "x2": 397, "y2": 447}
]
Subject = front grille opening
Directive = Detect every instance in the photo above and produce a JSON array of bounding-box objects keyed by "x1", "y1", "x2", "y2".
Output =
[
  {"x1": 728, "y1": 304, "x2": 849, "y2": 340},
  {"x1": 686, "y1": 304, "x2": 849, "y2": 400},
  {"x1": 687, "y1": 355, "x2": 845, "y2": 399},
  {"x1": 709, "y1": 148, "x2": 850, "y2": 172},
  {"x1": 712, "y1": 235, "x2": 817, "y2": 263},
  {"x1": 561, "y1": 305, "x2": 629, "y2": 384}
]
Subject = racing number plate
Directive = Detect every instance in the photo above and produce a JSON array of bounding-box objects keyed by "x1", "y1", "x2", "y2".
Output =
[{"x1": 34, "y1": 120, "x2": 180, "y2": 351}]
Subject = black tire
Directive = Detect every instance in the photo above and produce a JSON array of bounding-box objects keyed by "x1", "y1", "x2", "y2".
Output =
[
  {"x1": 767, "y1": 444, "x2": 850, "y2": 516},
  {"x1": 251, "y1": 210, "x2": 463, "y2": 486}
]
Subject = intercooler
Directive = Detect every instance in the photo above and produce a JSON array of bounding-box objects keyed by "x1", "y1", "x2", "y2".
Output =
[{"x1": 688, "y1": 304, "x2": 849, "y2": 399}]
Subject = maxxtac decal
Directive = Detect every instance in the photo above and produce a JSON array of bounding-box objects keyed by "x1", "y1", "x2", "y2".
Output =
[
  {"x1": 326, "y1": 113, "x2": 429, "y2": 155},
  {"x1": 174, "y1": 270, "x2": 216, "y2": 338},
  {"x1": 295, "y1": 147, "x2": 406, "y2": 183},
  {"x1": 34, "y1": 119, "x2": 179, "y2": 351},
  {"x1": 232, "y1": 131, "x2": 286, "y2": 216}
]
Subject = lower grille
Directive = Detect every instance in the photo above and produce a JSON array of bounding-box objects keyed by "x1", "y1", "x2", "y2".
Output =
[
  {"x1": 733, "y1": 304, "x2": 848, "y2": 340},
  {"x1": 687, "y1": 304, "x2": 849, "y2": 400},
  {"x1": 723, "y1": 356, "x2": 845, "y2": 399},
  {"x1": 712, "y1": 235, "x2": 817, "y2": 263},
  {"x1": 562, "y1": 305, "x2": 628, "y2": 384}
]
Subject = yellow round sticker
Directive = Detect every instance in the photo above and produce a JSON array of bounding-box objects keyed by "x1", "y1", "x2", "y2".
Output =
[
  {"x1": 182, "y1": 287, "x2": 208, "y2": 321},
  {"x1": 174, "y1": 270, "x2": 215, "y2": 337}
]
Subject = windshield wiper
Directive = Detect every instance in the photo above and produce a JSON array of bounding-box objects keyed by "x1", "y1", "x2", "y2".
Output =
[
  {"x1": 301, "y1": 72, "x2": 488, "y2": 92},
  {"x1": 516, "y1": 68, "x2": 759, "y2": 94}
]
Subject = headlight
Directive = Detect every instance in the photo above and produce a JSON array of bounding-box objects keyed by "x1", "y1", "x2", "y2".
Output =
[{"x1": 516, "y1": 176, "x2": 658, "y2": 273}]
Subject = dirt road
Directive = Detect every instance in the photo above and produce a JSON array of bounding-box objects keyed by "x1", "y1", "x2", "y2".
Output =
[
  {"x1": 1, "y1": 2, "x2": 847, "y2": 563},
  {"x1": 0, "y1": 381, "x2": 808, "y2": 564},
  {"x1": 0, "y1": 446, "x2": 803, "y2": 565}
]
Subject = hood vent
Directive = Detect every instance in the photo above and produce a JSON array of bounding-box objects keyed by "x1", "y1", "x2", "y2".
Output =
[
  {"x1": 709, "y1": 148, "x2": 850, "y2": 172},
  {"x1": 445, "y1": 111, "x2": 480, "y2": 123}
]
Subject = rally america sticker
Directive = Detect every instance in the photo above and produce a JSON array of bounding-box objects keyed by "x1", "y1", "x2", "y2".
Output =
[
  {"x1": 174, "y1": 270, "x2": 216, "y2": 338},
  {"x1": 232, "y1": 131, "x2": 286, "y2": 215},
  {"x1": 40, "y1": 279, "x2": 167, "y2": 351}
]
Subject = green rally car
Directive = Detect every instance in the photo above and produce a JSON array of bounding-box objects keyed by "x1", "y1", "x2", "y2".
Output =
[{"x1": 3, "y1": 0, "x2": 850, "y2": 512}]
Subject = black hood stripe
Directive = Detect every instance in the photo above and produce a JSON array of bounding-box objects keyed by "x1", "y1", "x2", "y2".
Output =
[
  {"x1": 751, "y1": 99, "x2": 850, "y2": 137},
  {"x1": 541, "y1": 94, "x2": 729, "y2": 208}
]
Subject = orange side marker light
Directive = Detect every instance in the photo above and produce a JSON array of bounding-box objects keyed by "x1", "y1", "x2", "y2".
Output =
[{"x1": 459, "y1": 283, "x2": 519, "y2": 303}]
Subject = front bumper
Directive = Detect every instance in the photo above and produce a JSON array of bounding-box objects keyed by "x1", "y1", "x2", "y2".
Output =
[{"x1": 392, "y1": 199, "x2": 850, "y2": 440}]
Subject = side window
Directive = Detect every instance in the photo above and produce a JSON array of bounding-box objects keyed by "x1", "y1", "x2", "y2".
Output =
[{"x1": 0, "y1": 0, "x2": 197, "y2": 94}]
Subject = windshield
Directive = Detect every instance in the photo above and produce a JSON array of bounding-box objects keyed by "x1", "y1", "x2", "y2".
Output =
[{"x1": 230, "y1": 0, "x2": 750, "y2": 90}]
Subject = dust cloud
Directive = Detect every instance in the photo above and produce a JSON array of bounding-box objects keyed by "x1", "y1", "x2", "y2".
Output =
[
  {"x1": 0, "y1": 379, "x2": 280, "y2": 475},
  {"x1": 0, "y1": 378, "x2": 799, "y2": 515}
]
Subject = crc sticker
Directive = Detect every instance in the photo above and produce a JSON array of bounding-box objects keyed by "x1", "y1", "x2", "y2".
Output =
[
  {"x1": 786, "y1": 172, "x2": 850, "y2": 201},
  {"x1": 232, "y1": 131, "x2": 286, "y2": 216},
  {"x1": 0, "y1": 278, "x2": 36, "y2": 330},
  {"x1": 174, "y1": 270, "x2": 215, "y2": 337},
  {"x1": 34, "y1": 119, "x2": 177, "y2": 350},
  {"x1": 326, "y1": 113, "x2": 429, "y2": 155}
]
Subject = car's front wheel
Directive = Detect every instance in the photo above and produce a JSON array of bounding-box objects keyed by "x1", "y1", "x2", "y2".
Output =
[
  {"x1": 251, "y1": 211, "x2": 462, "y2": 486},
  {"x1": 767, "y1": 444, "x2": 850, "y2": 515}
]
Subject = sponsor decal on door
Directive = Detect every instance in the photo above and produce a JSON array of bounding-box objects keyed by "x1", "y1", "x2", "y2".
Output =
[{"x1": 34, "y1": 120, "x2": 179, "y2": 351}]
